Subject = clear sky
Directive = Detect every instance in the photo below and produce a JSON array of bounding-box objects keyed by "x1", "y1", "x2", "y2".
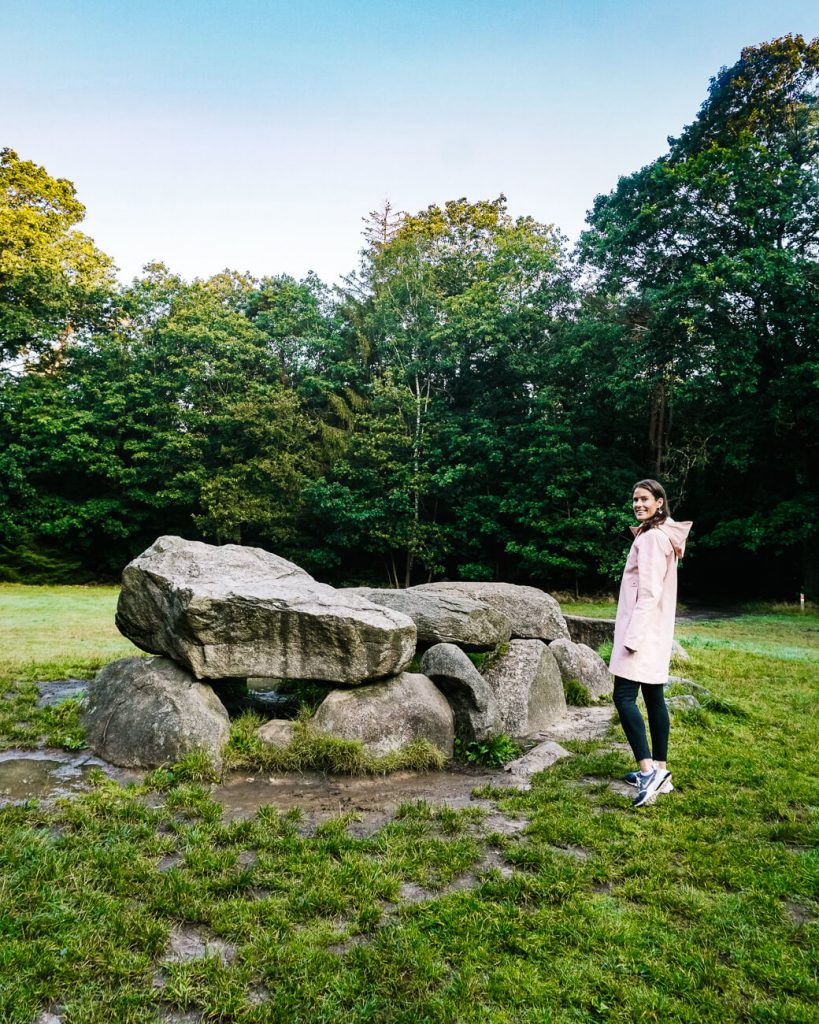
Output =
[{"x1": 3, "y1": 1, "x2": 817, "y2": 286}]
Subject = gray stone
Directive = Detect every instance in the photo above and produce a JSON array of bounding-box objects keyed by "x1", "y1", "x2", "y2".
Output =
[
  {"x1": 419, "y1": 643, "x2": 502, "y2": 742},
  {"x1": 665, "y1": 676, "x2": 710, "y2": 696},
  {"x1": 256, "y1": 719, "x2": 296, "y2": 747},
  {"x1": 563, "y1": 615, "x2": 616, "y2": 650},
  {"x1": 347, "y1": 587, "x2": 511, "y2": 650},
  {"x1": 670, "y1": 639, "x2": 690, "y2": 661},
  {"x1": 312, "y1": 672, "x2": 454, "y2": 758},
  {"x1": 481, "y1": 639, "x2": 567, "y2": 736},
  {"x1": 666, "y1": 693, "x2": 702, "y2": 712},
  {"x1": 412, "y1": 582, "x2": 569, "y2": 641},
  {"x1": 82, "y1": 657, "x2": 230, "y2": 770},
  {"x1": 504, "y1": 741, "x2": 572, "y2": 786},
  {"x1": 116, "y1": 536, "x2": 416, "y2": 684},
  {"x1": 548, "y1": 638, "x2": 613, "y2": 700}
]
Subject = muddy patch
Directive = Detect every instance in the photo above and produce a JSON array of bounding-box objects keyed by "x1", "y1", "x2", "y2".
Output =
[
  {"x1": 162, "y1": 923, "x2": 237, "y2": 964},
  {"x1": 212, "y1": 766, "x2": 519, "y2": 834},
  {"x1": 784, "y1": 900, "x2": 817, "y2": 926},
  {"x1": 0, "y1": 749, "x2": 141, "y2": 805}
]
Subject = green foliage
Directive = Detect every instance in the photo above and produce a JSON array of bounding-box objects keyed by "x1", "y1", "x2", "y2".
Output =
[
  {"x1": 223, "y1": 714, "x2": 447, "y2": 775},
  {"x1": 453, "y1": 733, "x2": 522, "y2": 767},
  {"x1": 563, "y1": 677, "x2": 591, "y2": 707},
  {"x1": 144, "y1": 750, "x2": 221, "y2": 789},
  {"x1": 0, "y1": 148, "x2": 116, "y2": 361}
]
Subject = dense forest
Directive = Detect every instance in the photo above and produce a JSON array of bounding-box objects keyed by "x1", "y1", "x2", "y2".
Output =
[{"x1": 1, "y1": 37, "x2": 817, "y2": 598}]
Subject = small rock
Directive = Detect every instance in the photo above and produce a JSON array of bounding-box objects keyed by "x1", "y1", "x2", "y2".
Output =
[
  {"x1": 665, "y1": 676, "x2": 710, "y2": 696},
  {"x1": 548, "y1": 638, "x2": 613, "y2": 700},
  {"x1": 256, "y1": 719, "x2": 296, "y2": 748},
  {"x1": 504, "y1": 741, "x2": 571, "y2": 785},
  {"x1": 665, "y1": 694, "x2": 701, "y2": 712},
  {"x1": 671, "y1": 640, "x2": 690, "y2": 661},
  {"x1": 563, "y1": 615, "x2": 615, "y2": 650}
]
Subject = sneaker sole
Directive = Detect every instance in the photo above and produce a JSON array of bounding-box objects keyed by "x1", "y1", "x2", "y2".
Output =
[{"x1": 625, "y1": 779, "x2": 674, "y2": 793}]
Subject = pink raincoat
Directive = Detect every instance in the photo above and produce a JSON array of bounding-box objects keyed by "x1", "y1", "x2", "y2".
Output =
[{"x1": 609, "y1": 518, "x2": 693, "y2": 685}]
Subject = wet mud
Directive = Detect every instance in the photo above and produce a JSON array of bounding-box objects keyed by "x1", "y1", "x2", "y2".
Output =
[
  {"x1": 212, "y1": 765, "x2": 520, "y2": 833},
  {"x1": 0, "y1": 749, "x2": 141, "y2": 805}
]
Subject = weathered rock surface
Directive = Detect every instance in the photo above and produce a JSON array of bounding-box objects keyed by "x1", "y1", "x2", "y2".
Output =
[
  {"x1": 419, "y1": 643, "x2": 502, "y2": 742},
  {"x1": 548, "y1": 638, "x2": 613, "y2": 700},
  {"x1": 413, "y1": 582, "x2": 569, "y2": 641},
  {"x1": 481, "y1": 639, "x2": 567, "y2": 736},
  {"x1": 504, "y1": 741, "x2": 571, "y2": 786},
  {"x1": 563, "y1": 614, "x2": 616, "y2": 650},
  {"x1": 666, "y1": 693, "x2": 701, "y2": 712},
  {"x1": 347, "y1": 587, "x2": 511, "y2": 650},
  {"x1": 82, "y1": 656, "x2": 230, "y2": 770},
  {"x1": 256, "y1": 719, "x2": 296, "y2": 748},
  {"x1": 116, "y1": 536, "x2": 416, "y2": 684},
  {"x1": 312, "y1": 672, "x2": 454, "y2": 757}
]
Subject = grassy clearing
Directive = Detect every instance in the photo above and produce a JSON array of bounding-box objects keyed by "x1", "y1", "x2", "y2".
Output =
[
  {"x1": 0, "y1": 584, "x2": 138, "y2": 681},
  {"x1": 0, "y1": 589, "x2": 817, "y2": 1022}
]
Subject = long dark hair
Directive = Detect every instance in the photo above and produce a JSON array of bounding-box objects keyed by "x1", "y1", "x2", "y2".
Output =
[{"x1": 633, "y1": 478, "x2": 671, "y2": 532}]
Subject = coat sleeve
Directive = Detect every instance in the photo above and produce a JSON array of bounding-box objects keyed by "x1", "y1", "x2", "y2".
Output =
[{"x1": 623, "y1": 530, "x2": 669, "y2": 651}]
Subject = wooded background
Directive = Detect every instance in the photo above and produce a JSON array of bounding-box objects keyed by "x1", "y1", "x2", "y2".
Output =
[{"x1": 1, "y1": 38, "x2": 816, "y2": 598}]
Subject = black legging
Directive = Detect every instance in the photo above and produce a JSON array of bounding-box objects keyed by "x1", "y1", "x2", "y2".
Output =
[{"x1": 613, "y1": 676, "x2": 669, "y2": 763}]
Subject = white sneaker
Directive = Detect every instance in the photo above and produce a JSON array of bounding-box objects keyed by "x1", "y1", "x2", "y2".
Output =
[
  {"x1": 633, "y1": 769, "x2": 673, "y2": 808},
  {"x1": 624, "y1": 769, "x2": 674, "y2": 793}
]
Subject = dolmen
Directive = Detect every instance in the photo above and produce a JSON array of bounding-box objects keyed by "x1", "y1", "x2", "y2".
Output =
[{"x1": 82, "y1": 536, "x2": 613, "y2": 771}]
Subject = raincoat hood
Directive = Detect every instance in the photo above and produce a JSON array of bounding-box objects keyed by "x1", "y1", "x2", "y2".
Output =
[{"x1": 629, "y1": 517, "x2": 692, "y2": 558}]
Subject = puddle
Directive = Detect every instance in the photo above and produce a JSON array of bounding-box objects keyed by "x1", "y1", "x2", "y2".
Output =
[
  {"x1": 0, "y1": 749, "x2": 141, "y2": 805},
  {"x1": 212, "y1": 766, "x2": 518, "y2": 833}
]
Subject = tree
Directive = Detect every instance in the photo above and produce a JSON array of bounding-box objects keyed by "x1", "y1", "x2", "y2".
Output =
[
  {"x1": 580, "y1": 35, "x2": 819, "y2": 592},
  {"x1": 0, "y1": 148, "x2": 116, "y2": 362},
  {"x1": 329, "y1": 196, "x2": 573, "y2": 585}
]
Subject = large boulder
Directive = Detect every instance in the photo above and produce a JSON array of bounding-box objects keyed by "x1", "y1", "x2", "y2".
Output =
[
  {"x1": 116, "y1": 536, "x2": 416, "y2": 684},
  {"x1": 419, "y1": 643, "x2": 503, "y2": 742},
  {"x1": 548, "y1": 638, "x2": 613, "y2": 700},
  {"x1": 348, "y1": 587, "x2": 511, "y2": 650},
  {"x1": 82, "y1": 656, "x2": 230, "y2": 770},
  {"x1": 563, "y1": 615, "x2": 615, "y2": 651},
  {"x1": 481, "y1": 640, "x2": 567, "y2": 736},
  {"x1": 311, "y1": 672, "x2": 454, "y2": 758},
  {"x1": 412, "y1": 582, "x2": 569, "y2": 641}
]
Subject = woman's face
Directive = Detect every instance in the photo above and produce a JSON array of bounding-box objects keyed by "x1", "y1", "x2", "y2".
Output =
[{"x1": 633, "y1": 487, "x2": 663, "y2": 523}]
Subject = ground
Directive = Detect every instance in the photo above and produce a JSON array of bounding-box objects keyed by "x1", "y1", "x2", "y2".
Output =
[{"x1": 0, "y1": 586, "x2": 817, "y2": 1023}]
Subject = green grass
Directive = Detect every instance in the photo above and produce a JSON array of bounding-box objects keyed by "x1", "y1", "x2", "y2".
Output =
[
  {"x1": 1, "y1": 587, "x2": 818, "y2": 1023},
  {"x1": 0, "y1": 584, "x2": 139, "y2": 681}
]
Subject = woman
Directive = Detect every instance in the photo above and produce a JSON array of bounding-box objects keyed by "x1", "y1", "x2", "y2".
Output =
[{"x1": 610, "y1": 479, "x2": 692, "y2": 808}]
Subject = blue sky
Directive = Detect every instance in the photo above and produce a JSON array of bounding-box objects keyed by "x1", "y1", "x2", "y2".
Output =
[{"x1": 3, "y1": 1, "x2": 817, "y2": 285}]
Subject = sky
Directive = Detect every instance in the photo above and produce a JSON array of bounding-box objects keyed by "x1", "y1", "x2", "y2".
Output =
[{"x1": 3, "y1": 0, "x2": 817, "y2": 286}]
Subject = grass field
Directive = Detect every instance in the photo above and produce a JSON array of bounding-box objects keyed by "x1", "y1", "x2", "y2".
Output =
[{"x1": 0, "y1": 588, "x2": 817, "y2": 1023}]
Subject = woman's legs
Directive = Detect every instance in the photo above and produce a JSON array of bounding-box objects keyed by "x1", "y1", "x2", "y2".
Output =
[
  {"x1": 613, "y1": 677, "x2": 653, "y2": 769},
  {"x1": 613, "y1": 676, "x2": 670, "y2": 770},
  {"x1": 641, "y1": 683, "x2": 669, "y2": 768}
]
